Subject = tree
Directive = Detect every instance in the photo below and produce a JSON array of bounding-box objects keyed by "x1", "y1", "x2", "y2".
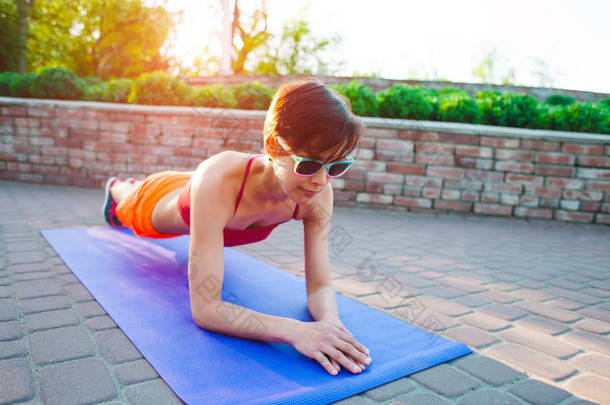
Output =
[
  {"x1": 0, "y1": 0, "x2": 34, "y2": 72},
  {"x1": 251, "y1": 8, "x2": 342, "y2": 75},
  {"x1": 230, "y1": 0, "x2": 272, "y2": 74},
  {"x1": 24, "y1": 0, "x2": 179, "y2": 79},
  {"x1": 472, "y1": 47, "x2": 517, "y2": 85}
]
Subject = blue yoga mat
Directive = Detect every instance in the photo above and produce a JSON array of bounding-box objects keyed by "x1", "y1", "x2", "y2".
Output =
[{"x1": 41, "y1": 226, "x2": 471, "y2": 405}]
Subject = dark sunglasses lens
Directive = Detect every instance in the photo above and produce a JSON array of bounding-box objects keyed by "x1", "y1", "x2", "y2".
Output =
[
  {"x1": 328, "y1": 163, "x2": 350, "y2": 177},
  {"x1": 296, "y1": 160, "x2": 322, "y2": 175}
]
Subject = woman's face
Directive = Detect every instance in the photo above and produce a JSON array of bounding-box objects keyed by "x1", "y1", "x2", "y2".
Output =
[{"x1": 268, "y1": 137, "x2": 342, "y2": 205}]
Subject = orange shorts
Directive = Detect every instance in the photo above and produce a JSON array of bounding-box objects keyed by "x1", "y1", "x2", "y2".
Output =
[{"x1": 115, "y1": 171, "x2": 192, "y2": 239}]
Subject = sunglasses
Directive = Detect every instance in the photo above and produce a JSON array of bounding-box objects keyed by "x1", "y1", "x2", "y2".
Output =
[{"x1": 288, "y1": 152, "x2": 354, "y2": 178}]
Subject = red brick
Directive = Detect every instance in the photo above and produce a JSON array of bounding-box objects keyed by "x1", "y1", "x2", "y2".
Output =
[
  {"x1": 160, "y1": 136, "x2": 192, "y2": 147},
  {"x1": 495, "y1": 161, "x2": 534, "y2": 173},
  {"x1": 415, "y1": 142, "x2": 452, "y2": 154},
  {"x1": 539, "y1": 198, "x2": 559, "y2": 208},
  {"x1": 60, "y1": 119, "x2": 99, "y2": 131},
  {"x1": 474, "y1": 203, "x2": 513, "y2": 216},
  {"x1": 427, "y1": 166, "x2": 464, "y2": 178},
  {"x1": 358, "y1": 137, "x2": 375, "y2": 148},
  {"x1": 495, "y1": 149, "x2": 534, "y2": 161},
  {"x1": 365, "y1": 183, "x2": 383, "y2": 193},
  {"x1": 555, "y1": 210, "x2": 594, "y2": 223},
  {"x1": 595, "y1": 213, "x2": 610, "y2": 224},
  {"x1": 536, "y1": 152, "x2": 575, "y2": 165},
  {"x1": 402, "y1": 187, "x2": 422, "y2": 197},
  {"x1": 100, "y1": 121, "x2": 130, "y2": 133},
  {"x1": 356, "y1": 192, "x2": 393, "y2": 204},
  {"x1": 69, "y1": 130, "x2": 98, "y2": 140},
  {"x1": 387, "y1": 163, "x2": 425, "y2": 175},
  {"x1": 376, "y1": 139, "x2": 413, "y2": 151},
  {"x1": 461, "y1": 191, "x2": 479, "y2": 202},
  {"x1": 14, "y1": 117, "x2": 40, "y2": 127},
  {"x1": 441, "y1": 189, "x2": 460, "y2": 200},
  {"x1": 520, "y1": 139, "x2": 560, "y2": 151},
  {"x1": 405, "y1": 175, "x2": 443, "y2": 187},
  {"x1": 525, "y1": 187, "x2": 562, "y2": 198},
  {"x1": 366, "y1": 172, "x2": 403, "y2": 184},
  {"x1": 415, "y1": 154, "x2": 455, "y2": 165},
  {"x1": 600, "y1": 203, "x2": 610, "y2": 213},
  {"x1": 2, "y1": 106, "x2": 27, "y2": 116},
  {"x1": 514, "y1": 207, "x2": 552, "y2": 219},
  {"x1": 394, "y1": 196, "x2": 432, "y2": 208},
  {"x1": 434, "y1": 200, "x2": 472, "y2": 211},
  {"x1": 383, "y1": 184, "x2": 402, "y2": 195},
  {"x1": 54, "y1": 138, "x2": 84, "y2": 149},
  {"x1": 455, "y1": 145, "x2": 493, "y2": 158},
  {"x1": 443, "y1": 178, "x2": 483, "y2": 190},
  {"x1": 484, "y1": 182, "x2": 523, "y2": 194},
  {"x1": 353, "y1": 148, "x2": 373, "y2": 160},
  {"x1": 562, "y1": 190, "x2": 603, "y2": 201},
  {"x1": 546, "y1": 178, "x2": 585, "y2": 189},
  {"x1": 465, "y1": 170, "x2": 504, "y2": 182},
  {"x1": 481, "y1": 136, "x2": 519, "y2": 148},
  {"x1": 535, "y1": 164, "x2": 575, "y2": 177},
  {"x1": 28, "y1": 108, "x2": 55, "y2": 118},
  {"x1": 422, "y1": 188, "x2": 441, "y2": 198},
  {"x1": 578, "y1": 201, "x2": 601, "y2": 212},
  {"x1": 344, "y1": 180, "x2": 364, "y2": 191},
  {"x1": 437, "y1": 132, "x2": 478, "y2": 145},
  {"x1": 519, "y1": 195, "x2": 538, "y2": 207},
  {"x1": 505, "y1": 173, "x2": 544, "y2": 185},
  {"x1": 455, "y1": 156, "x2": 476, "y2": 168},
  {"x1": 576, "y1": 168, "x2": 610, "y2": 179},
  {"x1": 562, "y1": 143, "x2": 604, "y2": 155},
  {"x1": 98, "y1": 132, "x2": 127, "y2": 144},
  {"x1": 577, "y1": 155, "x2": 610, "y2": 168},
  {"x1": 374, "y1": 150, "x2": 414, "y2": 162},
  {"x1": 587, "y1": 180, "x2": 610, "y2": 192},
  {"x1": 395, "y1": 130, "x2": 439, "y2": 142},
  {"x1": 110, "y1": 112, "x2": 146, "y2": 122}
]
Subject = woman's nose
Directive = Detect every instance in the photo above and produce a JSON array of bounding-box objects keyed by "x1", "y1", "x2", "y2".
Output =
[{"x1": 310, "y1": 168, "x2": 328, "y2": 185}]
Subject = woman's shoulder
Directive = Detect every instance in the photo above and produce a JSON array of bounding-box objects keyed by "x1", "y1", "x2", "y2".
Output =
[{"x1": 190, "y1": 151, "x2": 255, "y2": 198}]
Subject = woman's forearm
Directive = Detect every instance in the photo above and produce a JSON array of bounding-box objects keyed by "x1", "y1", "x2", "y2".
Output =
[
  {"x1": 307, "y1": 284, "x2": 340, "y2": 323},
  {"x1": 194, "y1": 300, "x2": 300, "y2": 344}
]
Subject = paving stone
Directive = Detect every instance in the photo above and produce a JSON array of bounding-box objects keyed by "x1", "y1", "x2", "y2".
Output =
[
  {"x1": 507, "y1": 379, "x2": 571, "y2": 405},
  {"x1": 24, "y1": 309, "x2": 80, "y2": 332},
  {"x1": 477, "y1": 290, "x2": 520, "y2": 304},
  {"x1": 514, "y1": 301, "x2": 583, "y2": 323},
  {"x1": 484, "y1": 343, "x2": 576, "y2": 381},
  {"x1": 0, "y1": 339, "x2": 26, "y2": 359},
  {"x1": 0, "y1": 321, "x2": 23, "y2": 342},
  {"x1": 64, "y1": 283, "x2": 94, "y2": 302},
  {"x1": 39, "y1": 358, "x2": 118, "y2": 405},
  {"x1": 454, "y1": 355, "x2": 526, "y2": 386},
  {"x1": 426, "y1": 286, "x2": 466, "y2": 299},
  {"x1": 444, "y1": 326, "x2": 499, "y2": 349},
  {"x1": 550, "y1": 298, "x2": 586, "y2": 311},
  {"x1": 578, "y1": 307, "x2": 610, "y2": 324},
  {"x1": 563, "y1": 375, "x2": 610, "y2": 405},
  {"x1": 85, "y1": 315, "x2": 118, "y2": 331},
  {"x1": 457, "y1": 389, "x2": 522, "y2": 405},
  {"x1": 29, "y1": 325, "x2": 95, "y2": 365},
  {"x1": 435, "y1": 276, "x2": 488, "y2": 293},
  {"x1": 560, "y1": 330, "x2": 610, "y2": 356},
  {"x1": 0, "y1": 277, "x2": 9, "y2": 286},
  {"x1": 0, "y1": 299, "x2": 18, "y2": 322},
  {"x1": 95, "y1": 328, "x2": 143, "y2": 364},
  {"x1": 9, "y1": 262, "x2": 50, "y2": 273},
  {"x1": 76, "y1": 301, "x2": 107, "y2": 318},
  {"x1": 0, "y1": 358, "x2": 34, "y2": 403},
  {"x1": 13, "y1": 270, "x2": 55, "y2": 281},
  {"x1": 7, "y1": 251, "x2": 46, "y2": 264},
  {"x1": 510, "y1": 288, "x2": 555, "y2": 302},
  {"x1": 453, "y1": 294, "x2": 491, "y2": 308},
  {"x1": 124, "y1": 379, "x2": 181, "y2": 405},
  {"x1": 513, "y1": 316, "x2": 570, "y2": 336},
  {"x1": 113, "y1": 359, "x2": 159, "y2": 385},
  {"x1": 579, "y1": 287, "x2": 610, "y2": 298},
  {"x1": 479, "y1": 303, "x2": 527, "y2": 321},
  {"x1": 0, "y1": 286, "x2": 11, "y2": 298},
  {"x1": 459, "y1": 312, "x2": 511, "y2": 332},
  {"x1": 543, "y1": 286, "x2": 603, "y2": 306},
  {"x1": 391, "y1": 391, "x2": 451, "y2": 405},
  {"x1": 564, "y1": 399, "x2": 598, "y2": 405},
  {"x1": 4, "y1": 241, "x2": 38, "y2": 252},
  {"x1": 410, "y1": 364, "x2": 480, "y2": 398},
  {"x1": 393, "y1": 273, "x2": 436, "y2": 289},
  {"x1": 56, "y1": 273, "x2": 80, "y2": 285},
  {"x1": 498, "y1": 328, "x2": 581, "y2": 359},
  {"x1": 18, "y1": 295, "x2": 71, "y2": 314},
  {"x1": 332, "y1": 278, "x2": 379, "y2": 296},
  {"x1": 570, "y1": 353, "x2": 610, "y2": 378},
  {"x1": 417, "y1": 295, "x2": 472, "y2": 317},
  {"x1": 573, "y1": 318, "x2": 610, "y2": 334},
  {"x1": 14, "y1": 278, "x2": 62, "y2": 299}
]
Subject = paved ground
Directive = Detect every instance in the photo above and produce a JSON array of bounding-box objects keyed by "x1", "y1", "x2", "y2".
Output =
[{"x1": 0, "y1": 179, "x2": 609, "y2": 405}]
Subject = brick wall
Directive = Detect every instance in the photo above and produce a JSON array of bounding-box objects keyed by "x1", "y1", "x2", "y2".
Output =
[{"x1": 1, "y1": 97, "x2": 609, "y2": 225}]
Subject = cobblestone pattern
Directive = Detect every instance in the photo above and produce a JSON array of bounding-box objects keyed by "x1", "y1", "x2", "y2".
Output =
[{"x1": 0, "y1": 180, "x2": 608, "y2": 404}]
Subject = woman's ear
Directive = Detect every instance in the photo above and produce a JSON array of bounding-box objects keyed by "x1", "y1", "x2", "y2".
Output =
[{"x1": 264, "y1": 135, "x2": 277, "y2": 157}]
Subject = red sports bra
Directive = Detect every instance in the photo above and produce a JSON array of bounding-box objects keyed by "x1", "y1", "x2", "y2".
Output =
[{"x1": 177, "y1": 154, "x2": 299, "y2": 247}]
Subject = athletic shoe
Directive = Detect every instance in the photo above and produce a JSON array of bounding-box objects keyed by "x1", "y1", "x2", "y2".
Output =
[{"x1": 102, "y1": 176, "x2": 123, "y2": 227}]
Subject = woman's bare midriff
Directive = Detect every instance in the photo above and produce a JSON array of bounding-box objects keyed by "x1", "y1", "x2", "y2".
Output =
[{"x1": 150, "y1": 153, "x2": 303, "y2": 236}]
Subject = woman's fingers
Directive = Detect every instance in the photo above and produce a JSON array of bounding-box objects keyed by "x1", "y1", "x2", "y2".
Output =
[
  {"x1": 336, "y1": 330, "x2": 371, "y2": 365},
  {"x1": 326, "y1": 346, "x2": 364, "y2": 374},
  {"x1": 315, "y1": 352, "x2": 340, "y2": 375}
]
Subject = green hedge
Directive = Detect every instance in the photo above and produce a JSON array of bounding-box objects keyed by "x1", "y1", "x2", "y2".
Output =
[{"x1": 1, "y1": 67, "x2": 608, "y2": 134}]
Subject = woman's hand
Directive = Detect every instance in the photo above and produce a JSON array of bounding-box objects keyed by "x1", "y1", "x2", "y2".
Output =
[{"x1": 289, "y1": 320, "x2": 371, "y2": 375}]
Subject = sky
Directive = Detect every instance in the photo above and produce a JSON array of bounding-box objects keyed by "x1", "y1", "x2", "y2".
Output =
[{"x1": 159, "y1": 0, "x2": 610, "y2": 93}]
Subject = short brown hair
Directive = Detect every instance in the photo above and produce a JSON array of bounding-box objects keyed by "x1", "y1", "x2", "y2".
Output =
[{"x1": 263, "y1": 79, "x2": 363, "y2": 163}]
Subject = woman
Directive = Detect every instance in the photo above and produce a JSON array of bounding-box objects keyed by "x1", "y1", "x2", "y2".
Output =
[{"x1": 102, "y1": 79, "x2": 371, "y2": 376}]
